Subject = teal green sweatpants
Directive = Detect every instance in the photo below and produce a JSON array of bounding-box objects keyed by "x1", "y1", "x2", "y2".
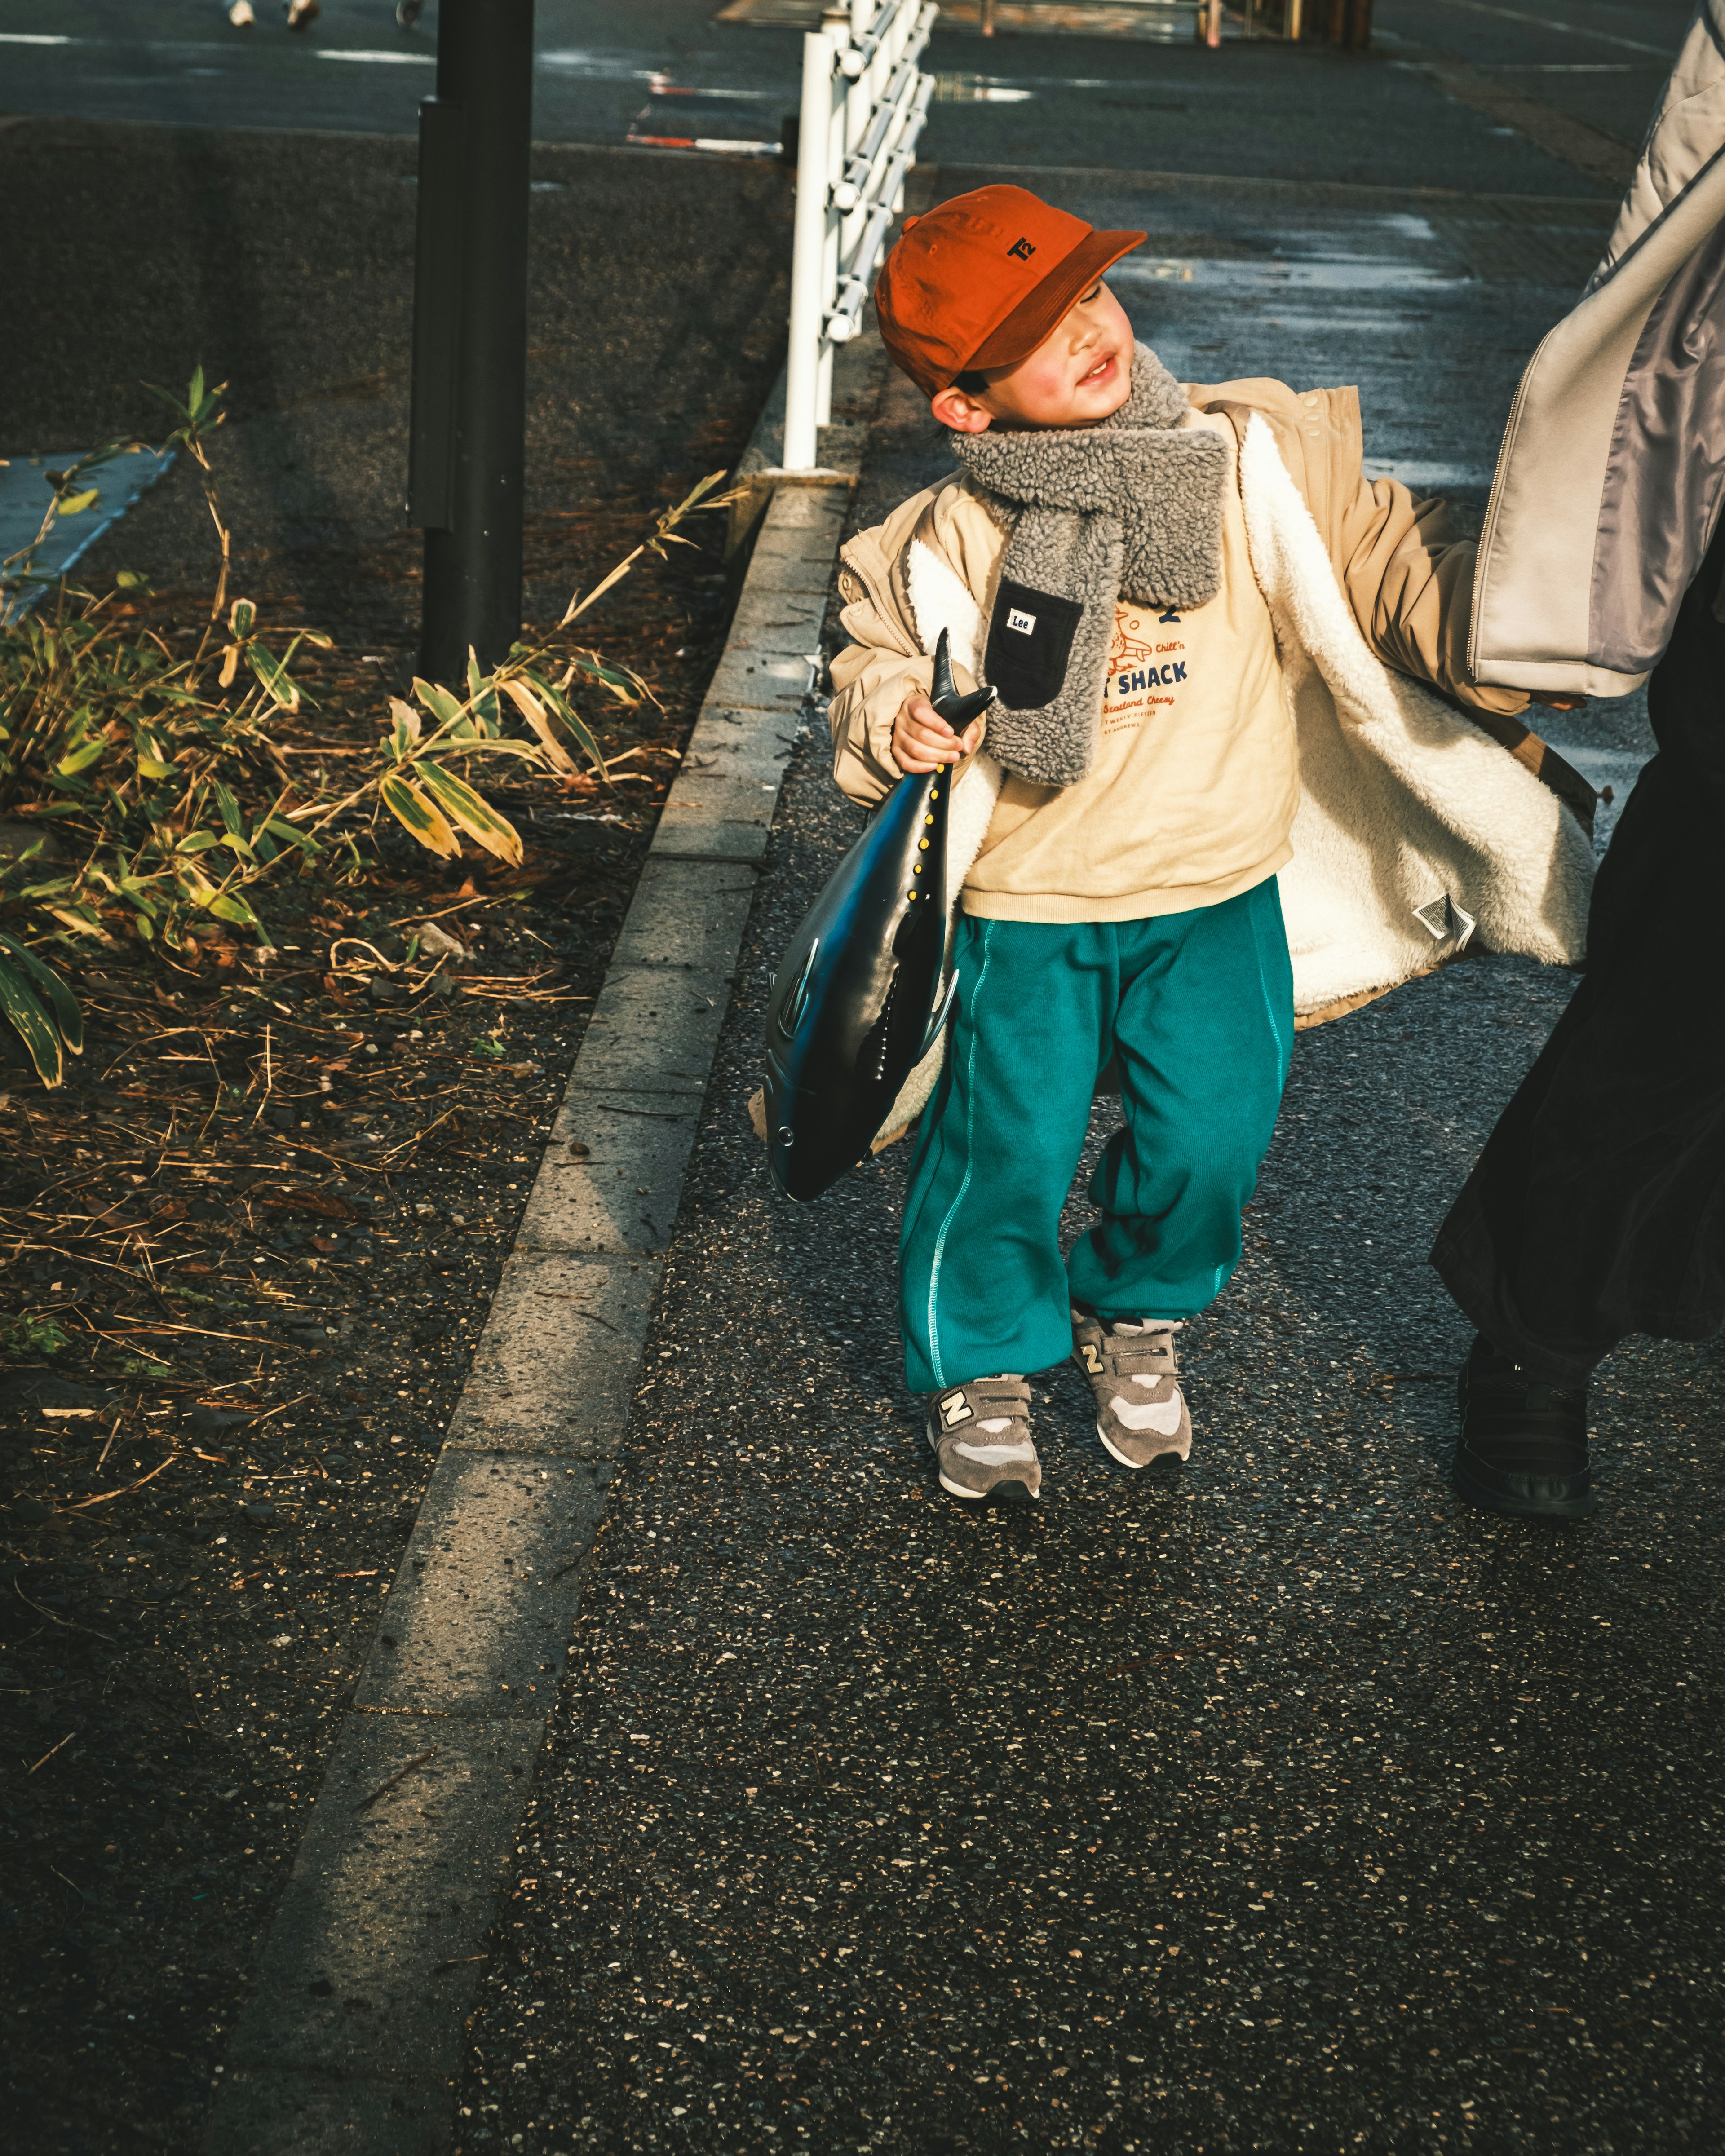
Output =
[{"x1": 899, "y1": 877, "x2": 1293, "y2": 1392}]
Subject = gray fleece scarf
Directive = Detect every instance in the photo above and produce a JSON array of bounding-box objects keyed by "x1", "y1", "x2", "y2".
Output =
[{"x1": 947, "y1": 344, "x2": 1228, "y2": 788}]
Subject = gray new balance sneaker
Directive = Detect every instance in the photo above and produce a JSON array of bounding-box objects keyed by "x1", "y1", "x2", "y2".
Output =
[
  {"x1": 1071, "y1": 1309, "x2": 1191, "y2": 1469},
  {"x1": 925, "y1": 1376, "x2": 1042, "y2": 1503}
]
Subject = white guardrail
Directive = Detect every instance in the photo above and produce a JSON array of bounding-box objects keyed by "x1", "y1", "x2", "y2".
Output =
[{"x1": 783, "y1": 0, "x2": 939, "y2": 473}]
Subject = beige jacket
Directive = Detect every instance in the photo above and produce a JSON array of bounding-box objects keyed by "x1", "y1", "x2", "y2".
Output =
[
  {"x1": 832, "y1": 378, "x2": 1567, "y2": 809},
  {"x1": 825, "y1": 379, "x2": 1597, "y2": 1067}
]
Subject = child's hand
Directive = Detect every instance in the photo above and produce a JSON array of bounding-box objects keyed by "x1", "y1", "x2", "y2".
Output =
[
  {"x1": 892, "y1": 689, "x2": 985, "y2": 774},
  {"x1": 1531, "y1": 694, "x2": 1588, "y2": 712}
]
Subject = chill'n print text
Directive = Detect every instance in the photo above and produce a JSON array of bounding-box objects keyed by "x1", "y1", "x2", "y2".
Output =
[{"x1": 1102, "y1": 606, "x2": 1185, "y2": 734}]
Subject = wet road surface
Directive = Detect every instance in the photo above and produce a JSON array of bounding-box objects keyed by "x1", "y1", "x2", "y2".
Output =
[
  {"x1": 0, "y1": 0, "x2": 1667, "y2": 197},
  {"x1": 449, "y1": 173, "x2": 1724, "y2": 2155}
]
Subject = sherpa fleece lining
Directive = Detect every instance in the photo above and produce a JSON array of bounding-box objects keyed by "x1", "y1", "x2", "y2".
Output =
[{"x1": 946, "y1": 345, "x2": 1228, "y2": 787}]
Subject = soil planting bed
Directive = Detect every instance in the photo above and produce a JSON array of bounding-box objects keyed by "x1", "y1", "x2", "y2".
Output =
[{"x1": 0, "y1": 498, "x2": 749, "y2": 2151}]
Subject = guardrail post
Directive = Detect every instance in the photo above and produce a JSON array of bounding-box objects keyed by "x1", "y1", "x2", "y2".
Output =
[
  {"x1": 816, "y1": 3, "x2": 852, "y2": 430},
  {"x1": 784, "y1": 31, "x2": 834, "y2": 471},
  {"x1": 781, "y1": 0, "x2": 938, "y2": 472}
]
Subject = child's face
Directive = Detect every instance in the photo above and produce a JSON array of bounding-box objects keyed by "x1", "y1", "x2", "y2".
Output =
[{"x1": 930, "y1": 280, "x2": 1136, "y2": 433}]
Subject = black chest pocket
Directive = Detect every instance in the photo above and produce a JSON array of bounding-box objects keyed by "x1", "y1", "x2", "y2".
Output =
[{"x1": 983, "y1": 579, "x2": 1084, "y2": 709}]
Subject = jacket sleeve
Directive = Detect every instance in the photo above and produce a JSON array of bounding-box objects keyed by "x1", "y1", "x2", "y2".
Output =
[
  {"x1": 1192, "y1": 377, "x2": 1532, "y2": 720},
  {"x1": 827, "y1": 561, "x2": 934, "y2": 808},
  {"x1": 1336, "y1": 472, "x2": 1532, "y2": 721}
]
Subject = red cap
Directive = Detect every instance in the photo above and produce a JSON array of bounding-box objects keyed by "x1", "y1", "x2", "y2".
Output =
[{"x1": 875, "y1": 185, "x2": 1145, "y2": 398}]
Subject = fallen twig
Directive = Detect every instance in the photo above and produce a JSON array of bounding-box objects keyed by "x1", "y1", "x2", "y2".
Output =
[
  {"x1": 354, "y1": 1748, "x2": 438, "y2": 1814},
  {"x1": 63, "y1": 1452, "x2": 181, "y2": 1511},
  {"x1": 531, "y1": 1294, "x2": 619, "y2": 1334},
  {"x1": 13, "y1": 1581, "x2": 115, "y2": 1642},
  {"x1": 28, "y1": 1729, "x2": 78, "y2": 1775}
]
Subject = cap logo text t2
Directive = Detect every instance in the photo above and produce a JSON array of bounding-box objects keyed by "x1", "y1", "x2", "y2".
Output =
[{"x1": 1007, "y1": 237, "x2": 1036, "y2": 261}]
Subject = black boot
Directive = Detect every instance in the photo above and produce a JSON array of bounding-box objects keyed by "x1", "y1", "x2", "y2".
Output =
[{"x1": 1453, "y1": 1334, "x2": 1597, "y2": 1520}]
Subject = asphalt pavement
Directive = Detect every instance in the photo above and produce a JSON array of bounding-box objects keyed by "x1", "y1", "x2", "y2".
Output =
[
  {"x1": 0, "y1": 0, "x2": 1670, "y2": 195},
  {"x1": 445, "y1": 146, "x2": 1724, "y2": 2156}
]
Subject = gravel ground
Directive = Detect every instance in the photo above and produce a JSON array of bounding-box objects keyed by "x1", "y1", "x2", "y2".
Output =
[{"x1": 450, "y1": 179, "x2": 1723, "y2": 2156}]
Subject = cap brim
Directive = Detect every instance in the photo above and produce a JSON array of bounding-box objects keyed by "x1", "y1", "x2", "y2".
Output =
[{"x1": 962, "y1": 228, "x2": 1147, "y2": 378}]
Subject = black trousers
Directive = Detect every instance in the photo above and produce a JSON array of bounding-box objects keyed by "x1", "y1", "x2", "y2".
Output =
[{"x1": 1431, "y1": 523, "x2": 1725, "y2": 1390}]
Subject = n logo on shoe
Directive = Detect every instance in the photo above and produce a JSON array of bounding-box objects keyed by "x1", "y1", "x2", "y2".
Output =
[
  {"x1": 939, "y1": 1389, "x2": 973, "y2": 1429},
  {"x1": 1080, "y1": 1343, "x2": 1103, "y2": 1376}
]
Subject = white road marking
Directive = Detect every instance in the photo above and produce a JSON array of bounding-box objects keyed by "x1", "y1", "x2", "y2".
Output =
[
  {"x1": 317, "y1": 49, "x2": 435, "y2": 66},
  {"x1": 1412, "y1": 0, "x2": 1674, "y2": 60}
]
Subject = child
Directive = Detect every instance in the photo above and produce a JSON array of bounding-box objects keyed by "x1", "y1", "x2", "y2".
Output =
[{"x1": 826, "y1": 185, "x2": 1593, "y2": 1504}]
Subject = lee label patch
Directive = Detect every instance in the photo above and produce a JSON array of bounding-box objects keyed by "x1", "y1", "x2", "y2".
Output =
[{"x1": 984, "y1": 579, "x2": 1084, "y2": 709}]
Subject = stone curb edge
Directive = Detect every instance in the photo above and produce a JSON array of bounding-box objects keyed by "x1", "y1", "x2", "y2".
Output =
[{"x1": 201, "y1": 322, "x2": 888, "y2": 2155}]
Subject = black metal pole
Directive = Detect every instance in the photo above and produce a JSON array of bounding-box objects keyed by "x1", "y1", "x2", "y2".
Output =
[{"x1": 408, "y1": 0, "x2": 535, "y2": 685}]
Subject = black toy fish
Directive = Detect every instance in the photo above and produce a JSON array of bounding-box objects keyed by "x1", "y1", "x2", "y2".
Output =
[{"x1": 763, "y1": 630, "x2": 992, "y2": 1202}]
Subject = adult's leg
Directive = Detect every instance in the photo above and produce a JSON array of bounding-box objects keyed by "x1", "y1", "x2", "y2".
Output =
[
  {"x1": 1433, "y1": 538, "x2": 1725, "y2": 1391},
  {"x1": 1066, "y1": 877, "x2": 1293, "y2": 1321},
  {"x1": 900, "y1": 916, "x2": 1115, "y2": 1394}
]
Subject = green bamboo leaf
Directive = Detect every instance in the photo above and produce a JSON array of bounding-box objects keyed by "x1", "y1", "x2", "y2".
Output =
[
  {"x1": 0, "y1": 955, "x2": 63, "y2": 1086},
  {"x1": 566, "y1": 650, "x2": 642, "y2": 702},
  {"x1": 379, "y1": 772, "x2": 461, "y2": 859},
  {"x1": 204, "y1": 892, "x2": 259, "y2": 927},
  {"x1": 412, "y1": 676, "x2": 465, "y2": 731},
  {"x1": 0, "y1": 833, "x2": 58, "y2": 873},
  {"x1": 55, "y1": 736, "x2": 107, "y2": 778},
  {"x1": 136, "y1": 755, "x2": 177, "y2": 780},
  {"x1": 261, "y1": 816, "x2": 320, "y2": 855},
  {"x1": 55, "y1": 488, "x2": 100, "y2": 517},
  {"x1": 228, "y1": 598, "x2": 256, "y2": 640},
  {"x1": 0, "y1": 932, "x2": 82, "y2": 1055},
  {"x1": 467, "y1": 653, "x2": 502, "y2": 738},
  {"x1": 214, "y1": 779, "x2": 245, "y2": 836},
  {"x1": 521, "y1": 670, "x2": 609, "y2": 774},
  {"x1": 416, "y1": 760, "x2": 524, "y2": 865},
  {"x1": 175, "y1": 831, "x2": 223, "y2": 855},
  {"x1": 247, "y1": 645, "x2": 300, "y2": 713}
]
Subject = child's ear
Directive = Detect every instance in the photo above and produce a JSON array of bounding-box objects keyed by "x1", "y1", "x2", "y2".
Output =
[{"x1": 930, "y1": 384, "x2": 992, "y2": 433}]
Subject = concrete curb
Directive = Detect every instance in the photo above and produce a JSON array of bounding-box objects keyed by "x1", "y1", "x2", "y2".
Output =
[{"x1": 201, "y1": 320, "x2": 889, "y2": 2155}]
